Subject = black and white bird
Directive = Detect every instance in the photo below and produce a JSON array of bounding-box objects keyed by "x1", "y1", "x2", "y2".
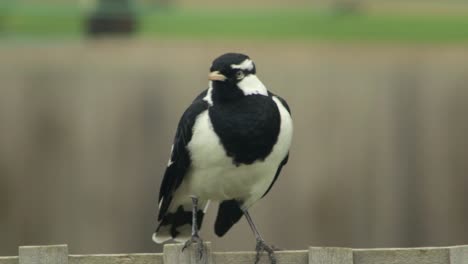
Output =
[{"x1": 153, "y1": 53, "x2": 293, "y2": 264}]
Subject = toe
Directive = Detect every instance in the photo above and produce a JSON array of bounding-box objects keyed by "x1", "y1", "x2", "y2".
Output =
[
  {"x1": 197, "y1": 244, "x2": 205, "y2": 260},
  {"x1": 254, "y1": 240, "x2": 277, "y2": 264}
]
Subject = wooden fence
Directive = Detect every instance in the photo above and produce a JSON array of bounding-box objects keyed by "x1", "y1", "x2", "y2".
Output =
[{"x1": 0, "y1": 243, "x2": 467, "y2": 264}]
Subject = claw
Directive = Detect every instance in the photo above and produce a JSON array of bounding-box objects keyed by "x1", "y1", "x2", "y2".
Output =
[
  {"x1": 182, "y1": 235, "x2": 206, "y2": 261},
  {"x1": 254, "y1": 238, "x2": 277, "y2": 264}
]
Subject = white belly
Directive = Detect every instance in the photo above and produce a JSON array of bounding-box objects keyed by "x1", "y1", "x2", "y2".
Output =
[{"x1": 182, "y1": 96, "x2": 293, "y2": 208}]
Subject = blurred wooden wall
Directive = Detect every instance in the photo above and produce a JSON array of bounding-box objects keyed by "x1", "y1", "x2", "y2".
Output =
[{"x1": 0, "y1": 40, "x2": 467, "y2": 255}]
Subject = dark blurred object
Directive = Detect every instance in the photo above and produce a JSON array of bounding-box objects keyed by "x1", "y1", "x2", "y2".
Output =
[
  {"x1": 150, "y1": 0, "x2": 172, "y2": 9},
  {"x1": 331, "y1": 0, "x2": 363, "y2": 15},
  {"x1": 86, "y1": 0, "x2": 137, "y2": 36}
]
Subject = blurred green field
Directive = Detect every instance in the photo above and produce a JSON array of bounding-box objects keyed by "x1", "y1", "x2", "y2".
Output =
[{"x1": 1, "y1": 4, "x2": 468, "y2": 43}]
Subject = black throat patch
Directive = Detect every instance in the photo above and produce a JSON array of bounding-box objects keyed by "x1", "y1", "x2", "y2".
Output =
[{"x1": 209, "y1": 95, "x2": 281, "y2": 166}]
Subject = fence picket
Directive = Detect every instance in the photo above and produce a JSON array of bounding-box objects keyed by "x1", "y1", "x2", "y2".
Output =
[{"x1": 0, "y1": 244, "x2": 466, "y2": 264}]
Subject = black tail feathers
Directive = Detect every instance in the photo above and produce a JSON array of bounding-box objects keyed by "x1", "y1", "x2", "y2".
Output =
[
  {"x1": 214, "y1": 200, "x2": 244, "y2": 237},
  {"x1": 153, "y1": 205, "x2": 204, "y2": 243}
]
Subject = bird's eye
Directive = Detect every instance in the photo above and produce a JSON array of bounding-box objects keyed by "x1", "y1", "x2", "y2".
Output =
[{"x1": 235, "y1": 71, "x2": 245, "y2": 80}]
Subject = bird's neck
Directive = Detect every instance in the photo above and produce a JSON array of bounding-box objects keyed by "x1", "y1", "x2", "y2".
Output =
[{"x1": 211, "y1": 81, "x2": 245, "y2": 104}]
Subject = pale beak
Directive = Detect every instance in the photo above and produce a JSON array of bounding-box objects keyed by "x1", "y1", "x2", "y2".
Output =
[{"x1": 208, "y1": 71, "x2": 227, "y2": 81}]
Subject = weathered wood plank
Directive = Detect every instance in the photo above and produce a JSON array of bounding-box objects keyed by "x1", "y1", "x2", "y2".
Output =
[
  {"x1": 309, "y1": 247, "x2": 353, "y2": 264},
  {"x1": 3, "y1": 244, "x2": 468, "y2": 264},
  {"x1": 163, "y1": 242, "x2": 213, "y2": 264},
  {"x1": 69, "y1": 253, "x2": 163, "y2": 264},
  {"x1": 19, "y1": 245, "x2": 68, "y2": 264},
  {"x1": 214, "y1": 250, "x2": 308, "y2": 264},
  {"x1": 353, "y1": 247, "x2": 450, "y2": 264},
  {"x1": 0, "y1": 257, "x2": 18, "y2": 264},
  {"x1": 450, "y1": 245, "x2": 468, "y2": 264}
]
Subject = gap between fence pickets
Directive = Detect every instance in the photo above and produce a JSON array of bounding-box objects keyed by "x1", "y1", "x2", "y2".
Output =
[{"x1": 0, "y1": 243, "x2": 465, "y2": 264}]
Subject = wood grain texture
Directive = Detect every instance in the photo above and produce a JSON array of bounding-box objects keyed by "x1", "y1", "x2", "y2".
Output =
[
  {"x1": 4, "y1": 244, "x2": 468, "y2": 264},
  {"x1": 69, "y1": 254, "x2": 163, "y2": 264},
  {"x1": 0, "y1": 257, "x2": 18, "y2": 264},
  {"x1": 214, "y1": 250, "x2": 308, "y2": 264},
  {"x1": 309, "y1": 247, "x2": 353, "y2": 264},
  {"x1": 450, "y1": 246, "x2": 468, "y2": 264},
  {"x1": 19, "y1": 245, "x2": 68, "y2": 264},
  {"x1": 163, "y1": 242, "x2": 213, "y2": 264},
  {"x1": 353, "y1": 247, "x2": 450, "y2": 264}
]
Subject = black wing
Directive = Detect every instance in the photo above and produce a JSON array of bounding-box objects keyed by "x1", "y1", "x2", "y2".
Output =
[
  {"x1": 262, "y1": 153, "x2": 288, "y2": 198},
  {"x1": 262, "y1": 92, "x2": 291, "y2": 198},
  {"x1": 157, "y1": 90, "x2": 209, "y2": 220},
  {"x1": 269, "y1": 91, "x2": 291, "y2": 114}
]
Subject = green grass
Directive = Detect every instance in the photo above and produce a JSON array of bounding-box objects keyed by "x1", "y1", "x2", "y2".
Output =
[
  {"x1": 2, "y1": 5, "x2": 468, "y2": 43},
  {"x1": 0, "y1": 4, "x2": 83, "y2": 37},
  {"x1": 141, "y1": 9, "x2": 468, "y2": 43}
]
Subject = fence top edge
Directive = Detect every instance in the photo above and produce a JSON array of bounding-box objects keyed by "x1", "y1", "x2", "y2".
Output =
[
  {"x1": 449, "y1": 245, "x2": 468, "y2": 250},
  {"x1": 309, "y1": 247, "x2": 352, "y2": 250},
  {"x1": 19, "y1": 245, "x2": 68, "y2": 250},
  {"x1": 213, "y1": 250, "x2": 308, "y2": 255},
  {"x1": 0, "y1": 256, "x2": 18, "y2": 259},
  {"x1": 353, "y1": 245, "x2": 468, "y2": 252},
  {"x1": 2, "y1": 244, "x2": 467, "y2": 258},
  {"x1": 69, "y1": 253, "x2": 163, "y2": 257}
]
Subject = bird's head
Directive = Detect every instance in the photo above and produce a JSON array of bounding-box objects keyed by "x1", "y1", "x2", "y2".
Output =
[{"x1": 208, "y1": 53, "x2": 267, "y2": 102}]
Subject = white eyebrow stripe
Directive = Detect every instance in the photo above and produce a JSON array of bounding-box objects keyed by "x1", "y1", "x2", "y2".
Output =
[{"x1": 231, "y1": 59, "x2": 254, "y2": 71}]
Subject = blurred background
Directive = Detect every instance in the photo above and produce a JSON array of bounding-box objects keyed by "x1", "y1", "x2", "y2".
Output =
[{"x1": 1, "y1": 0, "x2": 468, "y2": 257}]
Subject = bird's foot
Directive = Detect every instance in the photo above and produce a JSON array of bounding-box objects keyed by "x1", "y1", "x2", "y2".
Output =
[
  {"x1": 182, "y1": 235, "x2": 206, "y2": 261},
  {"x1": 254, "y1": 238, "x2": 277, "y2": 264}
]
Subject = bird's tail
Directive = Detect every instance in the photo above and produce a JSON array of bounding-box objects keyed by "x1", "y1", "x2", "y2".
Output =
[{"x1": 152, "y1": 197, "x2": 210, "y2": 244}]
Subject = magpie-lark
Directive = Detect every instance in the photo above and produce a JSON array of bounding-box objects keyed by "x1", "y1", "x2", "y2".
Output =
[{"x1": 153, "y1": 53, "x2": 293, "y2": 264}]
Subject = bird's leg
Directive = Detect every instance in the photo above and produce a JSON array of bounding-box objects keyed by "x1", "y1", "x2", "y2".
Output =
[
  {"x1": 182, "y1": 196, "x2": 206, "y2": 261},
  {"x1": 243, "y1": 209, "x2": 277, "y2": 264}
]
